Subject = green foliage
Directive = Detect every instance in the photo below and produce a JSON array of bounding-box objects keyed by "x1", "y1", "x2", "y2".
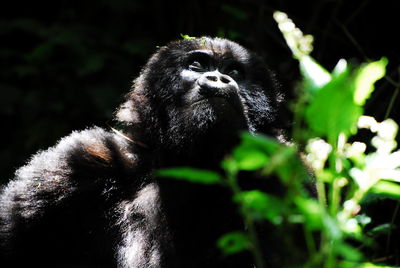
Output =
[
  {"x1": 235, "y1": 190, "x2": 284, "y2": 224},
  {"x1": 157, "y1": 11, "x2": 399, "y2": 268},
  {"x1": 305, "y1": 58, "x2": 387, "y2": 143}
]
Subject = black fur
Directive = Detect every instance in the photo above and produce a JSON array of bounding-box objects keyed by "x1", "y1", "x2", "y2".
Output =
[{"x1": 0, "y1": 37, "x2": 283, "y2": 267}]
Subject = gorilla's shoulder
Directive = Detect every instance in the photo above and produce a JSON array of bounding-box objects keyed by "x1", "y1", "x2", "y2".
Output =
[{"x1": 15, "y1": 126, "x2": 141, "y2": 185}]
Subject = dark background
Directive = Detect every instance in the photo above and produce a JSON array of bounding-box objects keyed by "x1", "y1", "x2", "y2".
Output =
[{"x1": 1, "y1": 0, "x2": 399, "y2": 184}]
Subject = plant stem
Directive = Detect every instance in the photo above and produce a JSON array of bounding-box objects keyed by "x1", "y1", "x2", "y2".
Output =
[
  {"x1": 303, "y1": 226, "x2": 316, "y2": 257},
  {"x1": 227, "y1": 171, "x2": 267, "y2": 268},
  {"x1": 329, "y1": 178, "x2": 341, "y2": 216}
]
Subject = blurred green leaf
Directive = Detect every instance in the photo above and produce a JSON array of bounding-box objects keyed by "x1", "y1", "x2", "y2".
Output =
[
  {"x1": 300, "y1": 55, "x2": 331, "y2": 92},
  {"x1": 304, "y1": 58, "x2": 387, "y2": 142},
  {"x1": 334, "y1": 242, "x2": 363, "y2": 262},
  {"x1": 354, "y1": 58, "x2": 387, "y2": 105},
  {"x1": 232, "y1": 146, "x2": 269, "y2": 171},
  {"x1": 269, "y1": 146, "x2": 304, "y2": 183},
  {"x1": 359, "y1": 262, "x2": 398, "y2": 268},
  {"x1": 217, "y1": 231, "x2": 249, "y2": 255},
  {"x1": 156, "y1": 167, "x2": 222, "y2": 184},
  {"x1": 25, "y1": 42, "x2": 54, "y2": 62},
  {"x1": 295, "y1": 197, "x2": 323, "y2": 230},
  {"x1": 305, "y1": 65, "x2": 361, "y2": 141},
  {"x1": 235, "y1": 190, "x2": 284, "y2": 224},
  {"x1": 231, "y1": 133, "x2": 288, "y2": 171},
  {"x1": 323, "y1": 213, "x2": 342, "y2": 240},
  {"x1": 370, "y1": 181, "x2": 400, "y2": 199},
  {"x1": 221, "y1": 157, "x2": 239, "y2": 175},
  {"x1": 240, "y1": 133, "x2": 282, "y2": 154},
  {"x1": 367, "y1": 223, "x2": 395, "y2": 235}
]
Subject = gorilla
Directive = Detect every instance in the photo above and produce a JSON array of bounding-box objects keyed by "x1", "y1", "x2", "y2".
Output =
[{"x1": 0, "y1": 37, "x2": 283, "y2": 267}]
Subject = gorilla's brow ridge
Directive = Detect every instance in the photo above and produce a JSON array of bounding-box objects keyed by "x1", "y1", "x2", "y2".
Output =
[
  {"x1": 187, "y1": 49, "x2": 241, "y2": 67},
  {"x1": 187, "y1": 49, "x2": 213, "y2": 57}
]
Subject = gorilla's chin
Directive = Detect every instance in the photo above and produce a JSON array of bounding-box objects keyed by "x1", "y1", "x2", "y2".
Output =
[
  {"x1": 185, "y1": 97, "x2": 247, "y2": 133},
  {"x1": 161, "y1": 102, "x2": 248, "y2": 166}
]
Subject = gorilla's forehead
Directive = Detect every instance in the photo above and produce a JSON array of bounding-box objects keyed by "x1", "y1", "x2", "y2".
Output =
[{"x1": 190, "y1": 37, "x2": 251, "y2": 63}]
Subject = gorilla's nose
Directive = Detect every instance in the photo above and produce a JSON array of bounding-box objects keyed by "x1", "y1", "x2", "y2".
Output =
[
  {"x1": 205, "y1": 73, "x2": 231, "y2": 84},
  {"x1": 198, "y1": 70, "x2": 238, "y2": 95}
]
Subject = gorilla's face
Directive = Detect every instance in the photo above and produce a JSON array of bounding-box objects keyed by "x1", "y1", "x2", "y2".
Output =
[
  {"x1": 116, "y1": 37, "x2": 281, "y2": 156},
  {"x1": 178, "y1": 49, "x2": 246, "y2": 123},
  {"x1": 172, "y1": 48, "x2": 249, "y2": 138}
]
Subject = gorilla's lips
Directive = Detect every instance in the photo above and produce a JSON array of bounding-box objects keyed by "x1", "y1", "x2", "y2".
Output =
[
  {"x1": 191, "y1": 93, "x2": 245, "y2": 117},
  {"x1": 190, "y1": 86, "x2": 243, "y2": 107},
  {"x1": 192, "y1": 96, "x2": 228, "y2": 105}
]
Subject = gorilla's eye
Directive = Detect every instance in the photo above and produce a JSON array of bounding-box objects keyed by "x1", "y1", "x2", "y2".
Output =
[
  {"x1": 225, "y1": 64, "x2": 244, "y2": 79},
  {"x1": 228, "y1": 69, "x2": 241, "y2": 77},
  {"x1": 189, "y1": 60, "x2": 205, "y2": 72}
]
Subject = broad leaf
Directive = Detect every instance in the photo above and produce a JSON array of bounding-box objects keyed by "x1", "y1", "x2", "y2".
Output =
[
  {"x1": 305, "y1": 66, "x2": 361, "y2": 141},
  {"x1": 232, "y1": 146, "x2": 269, "y2": 171}
]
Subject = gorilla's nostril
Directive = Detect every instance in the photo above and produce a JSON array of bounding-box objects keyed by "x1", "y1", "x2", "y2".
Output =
[
  {"x1": 221, "y1": 76, "x2": 230, "y2": 84},
  {"x1": 206, "y1": 75, "x2": 218, "y2": 82}
]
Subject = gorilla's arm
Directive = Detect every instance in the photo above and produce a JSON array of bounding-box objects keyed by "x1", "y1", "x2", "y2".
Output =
[{"x1": 0, "y1": 127, "x2": 142, "y2": 266}]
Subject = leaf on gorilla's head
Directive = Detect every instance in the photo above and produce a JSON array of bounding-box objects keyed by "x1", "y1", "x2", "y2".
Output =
[
  {"x1": 156, "y1": 167, "x2": 222, "y2": 184},
  {"x1": 180, "y1": 34, "x2": 196, "y2": 40}
]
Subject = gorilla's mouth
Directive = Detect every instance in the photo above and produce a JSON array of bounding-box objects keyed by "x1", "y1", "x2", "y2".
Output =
[
  {"x1": 192, "y1": 96, "x2": 228, "y2": 105},
  {"x1": 192, "y1": 93, "x2": 243, "y2": 107},
  {"x1": 191, "y1": 95, "x2": 245, "y2": 117}
]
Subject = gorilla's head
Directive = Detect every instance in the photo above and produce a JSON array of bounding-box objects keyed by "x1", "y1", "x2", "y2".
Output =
[{"x1": 116, "y1": 37, "x2": 282, "y2": 161}]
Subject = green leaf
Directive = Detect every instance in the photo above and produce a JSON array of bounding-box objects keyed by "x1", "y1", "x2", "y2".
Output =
[
  {"x1": 334, "y1": 242, "x2": 363, "y2": 262},
  {"x1": 354, "y1": 58, "x2": 387, "y2": 105},
  {"x1": 367, "y1": 223, "x2": 394, "y2": 236},
  {"x1": 240, "y1": 133, "x2": 282, "y2": 154},
  {"x1": 231, "y1": 133, "x2": 287, "y2": 171},
  {"x1": 156, "y1": 167, "x2": 222, "y2": 184},
  {"x1": 370, "y1": 181, "x2": 400, "y2": 199},
  {"x1": 217, "y1": 232, "x2": 249, "y2": 255},
  {"x1": 359, "y1": 262, "x2": 398, "y2": 268},
  {"x1": 235, "y1": 190, "x2": 284, "y2": 224},
  {"x1": 180, "y1": 34, "x2": 196, "y2": 40},
  {"x1": 232, "y1": 145, "x2": 269, "y2": 171},
  {"x1": 269, "y1": 146, "x2": 304, "y2": 182},
  {"x1": 304, "y1": 59, "x2": 387, "y2": 142},
  {"x1": 221, "y1": 157, "x2": 239, "y2": 175},
  {"x1": 305, "y1": 66, "x2": 361, "y2": 140},
  {"x1": 323, "y1": 214, "x2": 342, "y2": 240},
  {"x1": 295, "y1": 197, "x2": 323, "y2": 230},
  {"x1": 300, "y1": 55, "x2": 331, "y2": 92}
]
